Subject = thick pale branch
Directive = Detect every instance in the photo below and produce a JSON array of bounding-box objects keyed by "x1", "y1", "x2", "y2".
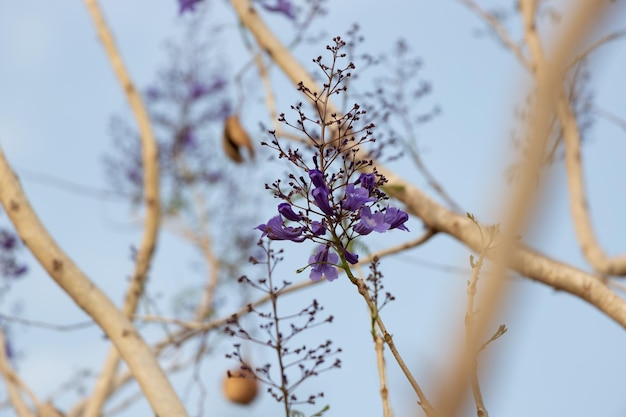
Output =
[
  {"x1": 0, "y1": 150, "x2": 187, "y2": 417},
  {"x1": 82, "y1": 0, "x2": 163, "y2": 415},
  {"x1": 436, "y1": 4, "x2": 614, "y2": 415},
  {"x1": 520, "y1": 0, "x2": 626, "y2": 276}
]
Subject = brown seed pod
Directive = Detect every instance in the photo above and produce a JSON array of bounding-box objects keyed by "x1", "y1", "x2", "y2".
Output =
[
  {"x1": 223, "y1": 365, "x2": 259, "y2": 405},
  {"x1": 222, "y1": 115, "x2": 255, "y2": 163}
]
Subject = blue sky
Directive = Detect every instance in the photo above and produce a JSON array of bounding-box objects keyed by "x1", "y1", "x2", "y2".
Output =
[{"x1": 1, "y1": 1, "x2": 626, "y2": 417}]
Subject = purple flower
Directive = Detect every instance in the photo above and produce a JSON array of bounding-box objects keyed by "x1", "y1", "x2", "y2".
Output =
[
  {"x1": 278, "y1": 203, "x2": 303, "y2": 222},
  {"x1": 178, "y1": 0, "x2": 202, "y2": 14},
  {"x1": 341, "y1": 183, "x2": 374, "y2": 211},
  {"x1": 256, "y1": 216, "x2": 305, "y2": 242},
  {"x1": 261, "y1": 0, "x2": 296, "y2": 20},
  {"x1": 311, "y1": 220, "x2": 327, "y2": 236},
  {"x1": 309, "y1": 169, "x2": 328, "y2": 191},
  {"x1": 312, "y1": 187, "x2": 335, "y2": 216},
  {"x1": 338, "y1": 243, "x2": 359, "y2": 264},
  {"x1": 354, "y1": 206, "x2": 390, "y2": 235},
  {"x1": 309, "y1": 245, "x2": 339, "y2": 282},
  {"x1": 357, "y1": 173, "x2": 376, "y2": 192},
  {"x1": 0, "y1": 231, "x2": 17, "y2": 251},
  {"x1": 173, "y1": 127, "x2": 196, "y2": 154},
  {"x1": 354, "y1": 206, "x2": 410, "y2": 235},
  {"x1": 384, "y1": 207, "x2": 410, "y2": 231}
]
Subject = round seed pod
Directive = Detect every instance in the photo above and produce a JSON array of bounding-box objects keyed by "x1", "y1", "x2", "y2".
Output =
[{"x1": 223, "y1": 365, "x2": 259, "y2": 405}]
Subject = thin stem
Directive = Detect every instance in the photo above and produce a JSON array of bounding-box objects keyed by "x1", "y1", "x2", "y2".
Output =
[
  {"x1": 465, "y1": 225, "x2": 496, "y2": 417},
  {"x1": 266, "y1": 251, "x2": 291, "y2": 417},
  {"x1": 374, "y1": 331, "x2": 392, "y2": 417},
  {"x1": 337, "y1": 250, "x2": 436, "y2": 417}
]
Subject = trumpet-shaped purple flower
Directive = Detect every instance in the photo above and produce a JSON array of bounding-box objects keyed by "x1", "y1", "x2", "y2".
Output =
[
  {"x1": 312, "y1": 186, "x2": 335, "y2": 216},
  {"x1": 338, "y1": 243, "x2": 359, "y2": 264},
  {"x1": 309, "y1": 245, "x2": 339, "y2": 282},
  {"x1": 354, "y1": 206, "x2": 390, "y2": 235},
  {"x1": 309, "y1": 169, "x2": 328, "y2": 191},
  {"x1": 384, "y1": 206, "x2": 410, "y2": 231},
  {"x1": 311, "y1": 220, "x2": 327, "y2": 236},
  {"x1": 353, "y1": 206, "x2": 410, "y2": 235},
  {"x1": 357, "y1": 173, "x2": 376, "y2": 192},
  {"x1": 278, "y1": 202, "x2": 303, "y2": 221},
  {"x1": 341, "y1": 183, "x2": 374, "y2": 211},
  {"x1": 256, "y1": 215, "x2": 305, "y2": 242}
]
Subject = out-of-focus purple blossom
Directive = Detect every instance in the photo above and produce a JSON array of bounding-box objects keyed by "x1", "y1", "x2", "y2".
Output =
[
  {"x1": 0, "y1": 228, "x2": 28, "y2": 277},
  {"x1": 145, "y1": 87, "x2": 161, "y2": 102},
  {"x1": 357, "y1": 173, "x2": 376, "y2": 192},
  {"x1": 173, "y1": 127, "x2": 197, "y2": 154},
  {"x1": 312, "y1": 187, "x2": 334, "y2": 216},
  {"x1": 178, "y1": 0, "x2": 202, "y2": 14},
  {"x1": 126, "y1": 167, "x2": 142, "y2": 186},
  {"x1": 310, "y1": 220, "x2": 327, "y2": 236},
  {"x1": 309, "y1": 245, "x2": 339, "y2": 282},
  {"x1": 189, "y1": 78, "x2": 226, "y2": 100},
  {"x1": 256, "y1": 216, "x2": 305, "y2": 242},
  {"x1": 278, "y1": 203, "x2": 303, "y2": 222},
  {"x1": 260, "y1": 0, "x2": 296, "y2": 20},
  {"x1": 309, "y1": 169, "x2": 328, "y2": 191},
  {"x1": 201, "y1": 171, "x2": 224, "y2": 183},
  {"x1": 0, "y1": 231, "x2": 16, "y2": 251},
  {"x1": 384, "y1": 206, "x2": 410, "y2": 231},
  {"x1": 341, "y1": 184, "x2": 374, "y2": 211}
]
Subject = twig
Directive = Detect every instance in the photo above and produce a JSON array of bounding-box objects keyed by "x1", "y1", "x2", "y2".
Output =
[
  {"x1": 0, "y1": 329, "x2": 39, "y2": 417},
  {"x1": 456, "y1": 0, "x2": 529, "y2": 69},
  {"x1": 567, "y1": 30, "x2": 626, "y2": 70},
  {"x1": 374, "y1": 333, "x2": 393, "y2": 417},
  {"x1": 464, "y1": 221, "x2": 497, "y2": 417},
  {"x1": 358, "y1": 228, "x2": 437, "y2": 265}
]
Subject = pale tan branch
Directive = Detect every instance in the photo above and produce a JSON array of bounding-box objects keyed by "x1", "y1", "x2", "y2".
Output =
[
  {"x1": 357, "y1": 228, "x2": 437, "y2": 265},
  {"x1": 520, "y1": 0, "x2": 626, "y2": 276},
  {"x1": 436, "y1": 4, "x2": 612, "y2": 415},
  {"x1": 374, "y1": 333, "x2": 393, "y2": 417},
  {"x1": 0, "y1": 330, "x2": 38, "y2": 417},
  {"x1": 0, "y1": 150, "x2": 187, "y2": 417},
  {"x1": 558, "y1": 93, "x2": 626, "y2": 275},
  {"x1": 82, "y1": 0, "x2": 163, "y2": 415}
]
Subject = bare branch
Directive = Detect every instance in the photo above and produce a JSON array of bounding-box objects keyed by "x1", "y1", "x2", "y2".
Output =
[
  {"x1": 519, "y1": 0, "x2": 626, "y2": 276},
  {"x1": 81, "y1": 0, "x2": 164, "y2": 414},
  {"x1": 0, "y1": 149, "x2": 187, "y2": 417}
]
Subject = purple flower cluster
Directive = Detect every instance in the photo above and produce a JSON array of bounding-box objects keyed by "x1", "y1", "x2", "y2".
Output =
[{"x1": 256, "y1": 168, "x2": 409, "y2": 282}]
